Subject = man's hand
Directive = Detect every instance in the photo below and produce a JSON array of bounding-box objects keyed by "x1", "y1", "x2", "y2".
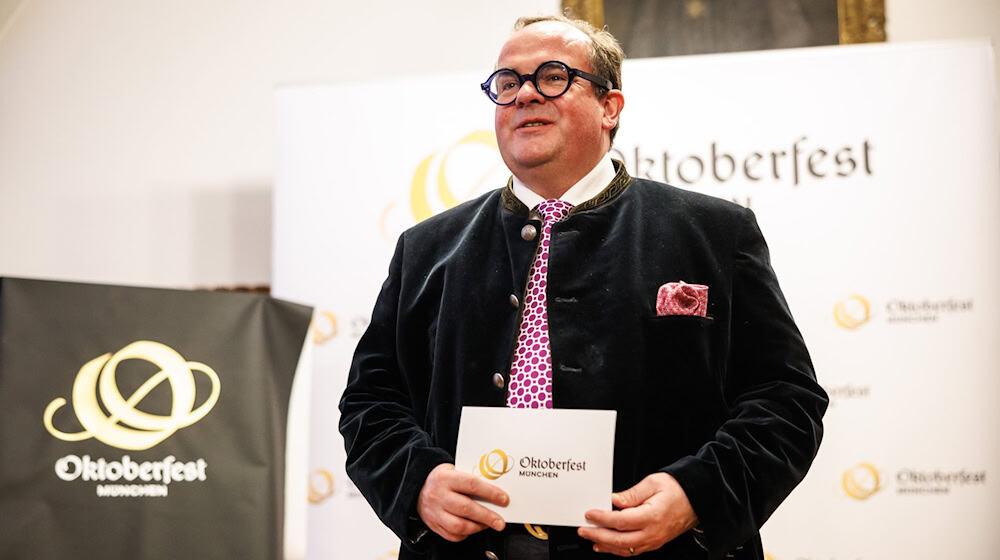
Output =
[
  {"x1": 577, "y1": 472, "x2": 698, "y2": 556},
  {"x1": 416, "y1": 463, "x2": 509, "y2": 542}
]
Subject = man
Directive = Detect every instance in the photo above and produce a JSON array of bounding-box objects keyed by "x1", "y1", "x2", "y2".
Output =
[{"x1": 340, "y1": 14, "x2": 826, "y2": 560}]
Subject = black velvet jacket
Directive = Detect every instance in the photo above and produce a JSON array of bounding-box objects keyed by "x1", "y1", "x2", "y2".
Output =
[{"x1": 339, "y1": 162, "x2": 827, "y2": 559}]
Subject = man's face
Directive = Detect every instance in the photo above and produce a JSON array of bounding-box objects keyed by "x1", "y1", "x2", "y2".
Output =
[{"x1": 494, "y1": 22, "x2": 617, "y2": 182}]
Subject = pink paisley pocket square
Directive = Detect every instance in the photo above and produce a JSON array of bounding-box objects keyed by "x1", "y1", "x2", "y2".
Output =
[{"x1": 656, "y1": 281, "x2": 709, "y2": 317}]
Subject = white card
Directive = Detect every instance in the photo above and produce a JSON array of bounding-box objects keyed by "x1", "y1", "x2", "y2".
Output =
[{"x1": 454, "y1": 406, "x2": 616, "y2": 527}]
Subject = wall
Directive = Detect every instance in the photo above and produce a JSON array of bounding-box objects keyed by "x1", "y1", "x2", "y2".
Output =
[
  {"x1": 887, "y1": 0, "x2": 1000, "y2": 134},
  {"x1": 0, "y1": 1, "x2": 996, "y2": 289},
  {"x1": 0, "y1": 0, "x2": 557, "y2": 288}
]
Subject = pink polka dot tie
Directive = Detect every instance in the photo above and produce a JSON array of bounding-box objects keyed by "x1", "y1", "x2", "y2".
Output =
[{"x1": 507, "y1": 199, "x2": 573, "y2": 409}]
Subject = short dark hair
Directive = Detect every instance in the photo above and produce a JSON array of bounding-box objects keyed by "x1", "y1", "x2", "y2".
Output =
[{"x1": 514, "y1": 14, "x2": 624, "y2": 143}]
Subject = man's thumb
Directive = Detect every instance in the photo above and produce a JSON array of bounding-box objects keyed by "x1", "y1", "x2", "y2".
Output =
[{"x1": 612, "y1": 484, "x2": 644, "y2": 508}]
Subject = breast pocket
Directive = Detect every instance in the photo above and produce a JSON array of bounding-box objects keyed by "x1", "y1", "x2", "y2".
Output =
[
  {"x1": 640, "y1": 315, "x2": 726, "y2": 457},
  {"x1": 643, "y1": 314, "x2": 715, "y2": 377}
]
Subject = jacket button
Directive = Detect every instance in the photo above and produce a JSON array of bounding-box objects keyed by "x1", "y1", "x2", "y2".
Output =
[
  {"x1": 509, "y1": 294, "x2": 519, "y2": 308},
  {"x1": 521, "y1": 224, "x2": 537, "y2": 241},
  {"x1": 484, "y1": 551, "x2": 499, "y2": 560},
  {"x1": 492, "y1": 373, "x2": 505, "y2": 389}
]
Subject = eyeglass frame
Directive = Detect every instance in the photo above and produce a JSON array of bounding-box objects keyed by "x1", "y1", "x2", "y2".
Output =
[{"x1": 480, "y1": 60, "x2": 615, "y2": 106}]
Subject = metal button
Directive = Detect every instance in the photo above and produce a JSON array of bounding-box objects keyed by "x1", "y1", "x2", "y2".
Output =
[
  {"x1": 484, "y1": 551, "x2": 499, "y2": 560},
  {"x1": 509, "y1": 294, "x2": 519, "y2": 308},
  {"x1": 520, "y1": 224, "x2": 537, "y2": 241},
  {"x1": 492, "y1": 372, "x2": 505, "y2": 389}
]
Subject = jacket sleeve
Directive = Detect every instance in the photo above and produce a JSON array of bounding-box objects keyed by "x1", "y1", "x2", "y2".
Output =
[
  {"x1": 338, "y1": 234, "x2": 453, "y2": 547},
  {"x1": 661, "y1": 207, "x2": 828, "y2": 558}
]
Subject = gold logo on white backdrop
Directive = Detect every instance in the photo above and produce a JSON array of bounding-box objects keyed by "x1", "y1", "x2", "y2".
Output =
[
  {"x1": 833, "y1": 294, "x2": 871, "y2": 329},
  {"x1": 308, "y1": 468, "x2": 335, "y2": 504},
  {"x1": 409, "y1": 130, "x2": 501, "y2": 222},
  {"x1": 380, "y1": 131, "x2": 507, "y2": 241},
  {"x1": 842, "y1": 462, "x2": 882, "y2": 500},
  {"x1": 311, "y1": 310, "x2": 338, "y2": 345},
  {"x1": 43, "y1": 340, "x2": 221, "y2": 450}
]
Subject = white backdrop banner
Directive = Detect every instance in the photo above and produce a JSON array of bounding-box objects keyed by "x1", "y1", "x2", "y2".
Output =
[{"x1": 273, "y1": 40, "x2": 1000, "y2": 560}]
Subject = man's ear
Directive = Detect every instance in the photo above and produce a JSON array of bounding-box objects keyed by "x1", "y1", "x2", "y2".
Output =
[{"x1": 601, "y1": 90, "x2": 625, "y2": 132}]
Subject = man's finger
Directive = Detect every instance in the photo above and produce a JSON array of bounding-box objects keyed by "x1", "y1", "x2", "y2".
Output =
[
  {"x1": 418, "y1": 463, "x2": 507, "y2": 541},
  {"x1": 612, "y1": 476, "x2": 658, "y2": 509},
  {"x1": 585, "y1": 505, "x2": 652, "y2": 531},
  {"x1": 433, "y1": 510, "x2": 487, "y2": 542},
  {"x1": 441, "y1": 492, "x2": 506, "y2": 531},
  {"x1": 453, "y1": 470, "x2": 510, "y2": 506},
  {"x1": 593, "y1": 544, "x2": 641, "y2": 558},
  {"x1": 577, "y1": 525, "x2": 644, "y2": 552}
]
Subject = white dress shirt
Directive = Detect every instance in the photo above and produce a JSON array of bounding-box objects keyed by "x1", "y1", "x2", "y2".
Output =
[{"x1": 510, "y1": 153, "x2": 616, "y2": 209}]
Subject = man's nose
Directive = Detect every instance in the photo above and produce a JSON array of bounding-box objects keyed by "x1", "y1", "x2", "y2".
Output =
[{"x1": 515, "y1": 78, "x2": 545, "y2": 105}]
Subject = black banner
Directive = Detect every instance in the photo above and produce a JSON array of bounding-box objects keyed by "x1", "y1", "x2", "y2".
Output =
[{"x1": 0, "y1": 278, "x2": 312, "y2": 559}]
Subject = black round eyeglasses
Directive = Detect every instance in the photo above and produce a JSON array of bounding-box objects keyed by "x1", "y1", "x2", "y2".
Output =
[{"x1": 480, "y1": 60, "x2": 614, "y2": 106}]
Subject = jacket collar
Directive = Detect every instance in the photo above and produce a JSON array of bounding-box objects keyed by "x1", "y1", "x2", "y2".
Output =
[{"x1": 501, "y1": 159, "x2": 632, "y2": 218}]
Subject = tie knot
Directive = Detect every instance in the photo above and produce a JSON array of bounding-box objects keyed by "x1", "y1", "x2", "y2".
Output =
[{"x1": 536, "y1": 199, "x2": 573, "y2": 224}]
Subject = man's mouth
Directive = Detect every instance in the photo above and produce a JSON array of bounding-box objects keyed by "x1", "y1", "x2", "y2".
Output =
[{"x1": 518, "y1": 120, "x2": 552, "y2": 129}]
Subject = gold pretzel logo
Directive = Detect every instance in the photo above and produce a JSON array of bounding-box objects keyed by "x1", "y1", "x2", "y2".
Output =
[
  {"x1": 311, "y1": 311, "x2": 338, "y2": 345},
  {"x1": 525, "y1": 524, "x2": 548, "y2": 540},
  {"x1": 842, "y1": 462, "x2": 882, "y2": 500},
  {"x1": 43, "y1": 340, "x2": 220, "y2": 451},
  {"x1": 477, "y1": 449, "x2": 513, "y2": 480},
  {"x1": 409, "y1": 130, "x2": 501, "y2": 223},
  {"x1": 308, "y1": 468, "x2": 335, "y2": 504},
  {"x1": 833, "y1": 294, "x2": 871, "y2": 330},
  {"x1": 380, "y1": 131, "x2": 505, "y2": 241}
]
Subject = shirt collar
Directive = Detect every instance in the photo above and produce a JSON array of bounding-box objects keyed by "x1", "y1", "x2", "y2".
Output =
[{"x1": 511, "y1": 152, "x2": 616, "y2": 210}]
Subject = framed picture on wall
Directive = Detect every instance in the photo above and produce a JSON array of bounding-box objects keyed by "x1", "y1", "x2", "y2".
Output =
[{"x1": 562, "y1": 0, "x2": 885, "y2": 57}]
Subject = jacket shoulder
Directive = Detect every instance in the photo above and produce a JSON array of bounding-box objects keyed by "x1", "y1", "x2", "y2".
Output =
[
  {"x1": 627, "y1": 177, "x2": 750, "y2": 225},
  {"x1": 402, "y1": 188, "x2": 503, "y2": 239},
  {"x1": 393, "y1": 188, "x2": 506, "y2": 266}
]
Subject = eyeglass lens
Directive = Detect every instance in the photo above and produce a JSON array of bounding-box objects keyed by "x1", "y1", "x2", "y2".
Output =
[{"x1": 488, "y1": 62, "x2": 571, "y2": 104}]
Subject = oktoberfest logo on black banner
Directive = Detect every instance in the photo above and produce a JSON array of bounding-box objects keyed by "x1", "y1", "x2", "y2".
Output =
[{"x1": 0, "y1": 278, "x2": 312, "y2": 560}]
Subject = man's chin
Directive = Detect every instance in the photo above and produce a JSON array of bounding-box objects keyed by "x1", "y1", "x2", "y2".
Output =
[{"x1": 502, "y1": 150, "x2": 557, "y2": 174}]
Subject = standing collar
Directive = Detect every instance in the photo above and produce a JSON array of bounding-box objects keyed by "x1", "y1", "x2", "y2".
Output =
[{"x1": 511, "y1": 153, "x2": 616, "y2": 209}]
